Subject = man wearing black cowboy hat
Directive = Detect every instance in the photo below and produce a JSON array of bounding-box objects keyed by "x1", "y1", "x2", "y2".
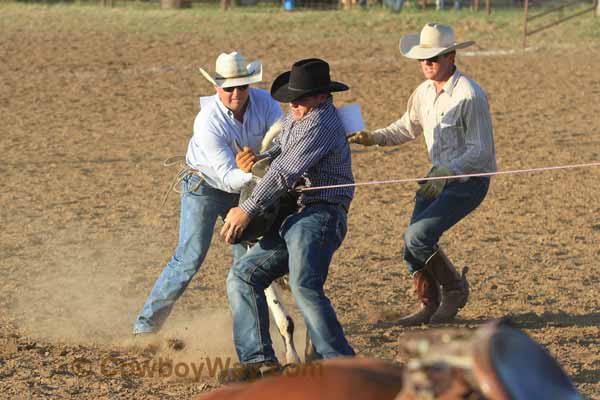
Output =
[{"x1": 220, "y1": 58, "x2": 355, "y2": 377}]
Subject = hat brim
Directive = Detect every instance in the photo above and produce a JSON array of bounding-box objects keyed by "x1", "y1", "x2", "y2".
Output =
[
  {"x1": 399, "y1": 34, "x2": 475, "y2": 60},
  {"x1": 199, "y1": 60, "x2": 263, "y2": 88},
  {"x1": 270, "y1": 70, "x2": 349, "y2": 103}
]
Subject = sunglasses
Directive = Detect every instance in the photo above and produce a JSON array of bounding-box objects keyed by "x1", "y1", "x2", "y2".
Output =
[
  {"x1": 419, "y1": 55, "x2": 443, "y2": 63},
  {"x1": 223, "y1": 84, "x2": 249, "y2": 93}
]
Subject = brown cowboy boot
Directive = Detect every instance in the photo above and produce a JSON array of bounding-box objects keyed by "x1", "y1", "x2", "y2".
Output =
[
  {"x1": 398, "y1": 269, "x2": 440, "y2": 326},
  {"x1": 427, "y1": 249, "x2": 469, "y2": 324}
]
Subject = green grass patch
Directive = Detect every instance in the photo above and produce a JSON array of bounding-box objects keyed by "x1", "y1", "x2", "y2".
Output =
[{"x1": 1, "y1": 1, "x2": 598, "y2": 47}]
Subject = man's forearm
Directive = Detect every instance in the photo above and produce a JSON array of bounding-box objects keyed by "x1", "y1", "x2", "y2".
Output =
[
  {"x1": 373, "y1": 116, "x2": 419, "y2": 146},
  {"x1": 239, "y1": 170, "x2": 288, "y2": 217}
]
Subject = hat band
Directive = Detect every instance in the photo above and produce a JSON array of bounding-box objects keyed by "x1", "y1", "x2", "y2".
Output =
[
  {"x1": 419, "y1": 41, "x2": 455, "y2": 49},
  {"x1": 287, "y1": 83, "x2": 330, "y2": 92},
  {"x1": 215, "y1": 70, "x2": 254, "y2": 80}
]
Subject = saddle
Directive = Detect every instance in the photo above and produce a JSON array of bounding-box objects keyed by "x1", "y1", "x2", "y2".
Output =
[
  {"x1": 400, "y1": 318, "x2": 582, "y2": 399},
  {"x1": 472, "y1": 320, "x2": 582, "y2": 400}
]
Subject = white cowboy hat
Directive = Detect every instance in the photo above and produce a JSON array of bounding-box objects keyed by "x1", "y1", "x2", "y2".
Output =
[
  {"x1": 399, "y1": 23, "x2": 474, "y2": 60},
  {"x1": 199, "y1": 52, "x2": 262, "y2": 88}
]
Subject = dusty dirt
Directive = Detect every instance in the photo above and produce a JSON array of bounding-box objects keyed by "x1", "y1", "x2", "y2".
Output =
[{"x1": 1, "y1": 7, "x2": 600, "y2": 399}]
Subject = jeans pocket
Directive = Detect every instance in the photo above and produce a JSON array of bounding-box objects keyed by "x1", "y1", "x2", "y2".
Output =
[
  {"x1": 184, "y1": 175, "x2": 206, "y2": 196},
  {"x1": 278, "y1": 211, "x2": 299, "y2": 238},
  {"x1": 473, "y1": 177, "x2": 490, "y2": 200},
  {"x1": 329, "y1": 211, "x2": 347, "y2": 249},
  {"x1": 334, "y1": 218, "x2": 346, "y2": 248}
]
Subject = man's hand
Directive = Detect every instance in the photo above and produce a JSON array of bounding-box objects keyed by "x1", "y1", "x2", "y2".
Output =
[
  {"x1": 347, "y1": 131, "x2": 378, "y2": 146},
  {"x1": 236, "y1": 146, "x2": 257, "y2": 173},
  {"x1": 417, "y1": 165, "x2": 455, "y2": 199},
  {"x1": 220, "y1": 207, "x2": 251, "y2": 244}
]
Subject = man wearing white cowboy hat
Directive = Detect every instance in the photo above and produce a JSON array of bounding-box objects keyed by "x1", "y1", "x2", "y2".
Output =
[
  {"x1": 132, "y1": 51, "x2": 283, "y2": 335},
  {"x1": 350, "y1": 23, "x2": 497, "y2": 326},
  {"x1": 218, "y1": 58, "x2": 355, "y2": 380}
]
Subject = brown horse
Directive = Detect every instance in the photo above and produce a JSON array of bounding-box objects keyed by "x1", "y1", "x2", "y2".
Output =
[
  {"x1": 197, "y1": 320, "x2": 582, "y2": 400},
  {"x1": 198, "y1": 357, "x2": 405, "y2": 400}
]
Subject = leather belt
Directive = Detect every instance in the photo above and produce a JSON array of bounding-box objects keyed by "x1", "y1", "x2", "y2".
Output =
[{"x1": 300, "y1": 201, "x2": 348, "y2": 214}]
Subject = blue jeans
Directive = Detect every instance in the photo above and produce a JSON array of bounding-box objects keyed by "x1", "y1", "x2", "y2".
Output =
[
  {"x1": 133, "y1": 174, "x2": 246, "y2": 334},
  {"x1": 383, "y1": 0, "x2": 405, "y2": 11},
  {"x1": 403, "y1": 177, "x2": 490, "y2": 274},
  {"x1": 227, "y1": 204, "x2": 355, "y2": 364}
]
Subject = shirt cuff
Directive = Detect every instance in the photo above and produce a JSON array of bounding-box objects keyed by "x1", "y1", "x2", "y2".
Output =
[
  {"x1": 240, "y1": 197, "x2": 260, "y2": 218},
  {"x1": 372, "y1": 131, "x2": 385, "y2": 146}
]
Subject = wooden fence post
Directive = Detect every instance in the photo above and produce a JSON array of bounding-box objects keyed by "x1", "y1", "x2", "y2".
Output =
[
  {"x1": 161, "y1": 0, "x2": 191, "y2": 8},
  {"x1": 523, "y1": 0, "x2": 529, "y2": 48}
]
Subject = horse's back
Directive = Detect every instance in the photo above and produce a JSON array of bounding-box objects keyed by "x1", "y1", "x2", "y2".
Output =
[{"x1": 197, "y1": 357, "x2": 404, "y2": 400}]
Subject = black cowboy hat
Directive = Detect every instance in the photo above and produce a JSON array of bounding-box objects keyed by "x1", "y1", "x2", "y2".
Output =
[{"x1": 270, "y1": 58, "x2": 349, "y2": 103}]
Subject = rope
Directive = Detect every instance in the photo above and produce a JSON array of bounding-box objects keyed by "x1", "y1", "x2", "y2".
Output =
[
  {"x1": 160, "y1": 156, "x2": 204, "y2": 208},
  {"x1": 298, "y1": 161, "x2": 600, "y2": 192}
]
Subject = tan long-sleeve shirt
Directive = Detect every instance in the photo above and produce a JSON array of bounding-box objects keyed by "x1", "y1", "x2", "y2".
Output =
[{"x1": 373, "y1": 68, "x2": 497, "y2": 175}]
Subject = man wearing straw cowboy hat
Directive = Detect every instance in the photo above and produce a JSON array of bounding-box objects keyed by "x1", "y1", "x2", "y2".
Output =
[
  {"x1": 219, "y1": 58, "x2": 355, "y2": 380},
  {"x1": 350, "y1": 23, "x2": 497, "y2": 326},
  {"x1": 132, "y1": 52, "x2": 282, "y2": 335}
]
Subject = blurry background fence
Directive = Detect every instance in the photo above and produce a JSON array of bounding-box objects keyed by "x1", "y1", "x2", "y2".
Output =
[
  {"x1": 523, "y1": 0, "x2": 598, "y2": 46},
  {"x1": 12, "y1": 0, "x2": 600, "y2": 14}
]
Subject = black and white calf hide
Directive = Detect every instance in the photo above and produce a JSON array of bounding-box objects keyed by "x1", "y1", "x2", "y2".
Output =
[{"x1": 233, "y1": 121, "x2": 310, "y2": 365}]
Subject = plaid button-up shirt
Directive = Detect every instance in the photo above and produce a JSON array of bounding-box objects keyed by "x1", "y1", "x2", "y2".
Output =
[{"x1": 240, "y1": 97, "x2": 354, "y2": 217}]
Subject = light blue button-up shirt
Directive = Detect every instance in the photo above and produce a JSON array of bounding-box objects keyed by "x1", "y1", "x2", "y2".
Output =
[{"x1": 186, "y1": 88, "x2": 283, "y2": 193}]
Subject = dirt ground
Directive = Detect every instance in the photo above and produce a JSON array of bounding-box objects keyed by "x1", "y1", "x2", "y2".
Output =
[{"x1": 1, "y1": 6, "x2": 600, "y2": 399}]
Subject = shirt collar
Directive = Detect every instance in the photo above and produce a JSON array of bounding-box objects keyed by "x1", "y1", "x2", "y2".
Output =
[
  {"x1": 288, "y1": 95, "x2": 333, "y2": 126},
  {"x1": 426, "y1": 67, "x2": 462, "y2": 97},
  {"x1": 215, "y1": 88, "x2": 253, "y2": 121},
  {"x1": 443, "y1": 67, "x2": 461, "y2": 97},
  {"x1": 304, "y1": 96, "x2": 334, "y2": 119}
]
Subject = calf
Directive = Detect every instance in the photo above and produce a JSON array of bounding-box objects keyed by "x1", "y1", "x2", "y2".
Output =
[{"x1": 234, "y1": 121, "x2": 303, "y2": 365}]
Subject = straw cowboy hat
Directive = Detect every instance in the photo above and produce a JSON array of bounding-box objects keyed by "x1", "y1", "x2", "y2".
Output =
[
  {"x1": 399, "y1": 23, "x2": 474, "y2": 60},
  {"x1": 270, "y1": 58, "x2": 348, "y2": 103},
  {"x1": 199, "y1": 52, "x2": 262, "y2": 88}
]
